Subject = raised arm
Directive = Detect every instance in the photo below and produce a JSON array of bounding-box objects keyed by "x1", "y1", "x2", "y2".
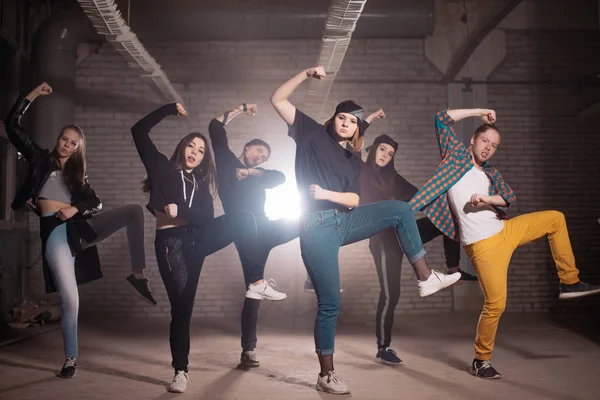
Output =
[
  {"x1": 131, "y1": 103, "x2": 186, "y2": 174},
  {"x1": 215, "y1": 103, "x2": 256, "y2": 126},
  {"x1": 209, "y1": 103, "x2": 257, "y2": 162},
  {"x1": 4, "y1": 82, "x2": 52, "y2": 160},
  {"x1": 365, "y1": 108, "x2": 386, "y2": 124},
  {"x1": 447, "y1": 108, "x2": 496, "y2": 124},
  {"x1": 435, "y1": 108, "x2": 496, "y2": 159},
  {"x1": 270, "y1": 66, "x2": 326, "y2": 126}
]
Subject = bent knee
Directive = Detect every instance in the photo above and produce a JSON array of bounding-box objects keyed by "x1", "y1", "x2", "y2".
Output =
[{"x1": 483, "y1": 300, "x2": 506, "y2": 316}]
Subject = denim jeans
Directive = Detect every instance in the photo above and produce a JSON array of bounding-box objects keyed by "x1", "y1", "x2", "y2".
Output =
[
  {"x1": 299, "y1": 200, "x2": 425, "y2": 355},
  {"x1": 43, "y1": 204, "x2": 147, "y2": 359}
]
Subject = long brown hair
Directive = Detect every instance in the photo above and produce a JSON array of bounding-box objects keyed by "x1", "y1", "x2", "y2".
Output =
[
  {"x1": 142, "y1": 132, "x2": 217, "y2": 196},
  {"x1": 49, "y1": 125, "x2": 87, "y2": 187}
]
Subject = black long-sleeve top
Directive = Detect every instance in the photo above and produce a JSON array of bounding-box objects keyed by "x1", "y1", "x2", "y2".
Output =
[
  {"x1": 209, "y1": 119, "x2": 285, "y2": 218},
  {"x1": 131, "y1": 104, "x2": 214, "y2": 226}
]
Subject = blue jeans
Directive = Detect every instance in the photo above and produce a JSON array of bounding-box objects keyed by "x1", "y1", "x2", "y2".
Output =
[
  {"x1": 43, "y1": 204, "x2": 147, "y2": 359},
  {"x1": 300, "y1": 200, "x2": 425, "y2": 355}
]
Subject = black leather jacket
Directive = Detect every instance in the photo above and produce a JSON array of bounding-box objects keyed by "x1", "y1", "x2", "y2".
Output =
[{"x1": 4, "y1": 97, "x2": 102, "y2": 216}]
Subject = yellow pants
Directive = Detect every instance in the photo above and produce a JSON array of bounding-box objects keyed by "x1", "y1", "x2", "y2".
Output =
[{"x1": 464, "y1": 210, "x2": 580, "y2": 361}]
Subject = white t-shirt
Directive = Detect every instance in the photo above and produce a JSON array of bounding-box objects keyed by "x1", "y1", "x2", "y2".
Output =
[{"x1": 447, "y1": 167, "x2": 505, "y2": 246}]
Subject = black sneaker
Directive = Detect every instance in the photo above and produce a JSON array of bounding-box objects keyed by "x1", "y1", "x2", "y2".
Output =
[
  {"x1": 58, "y1": 358, "x2": 77, "y2": 379},
  {"x1": 240, "y1": 350, "x2": 260, "y2": 367},
  {"x1": 452, "y1": 268, "x2": 478, "y2": 282},
  {"x1": 375, "y1": 347, "x2": 403, "y2": 365},
  {"x1": 471, "y1": 359, "x2": 501, "y2": 379},
  {"x1": 559, "y1": 281, "x2": 600, "y2": 300},
  {"x1": 126, "y1": 274, "x2": 157, "y2": 305}
]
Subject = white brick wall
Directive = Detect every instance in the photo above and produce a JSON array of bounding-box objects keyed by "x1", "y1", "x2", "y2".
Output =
[{"x1": 24, "y1": 30, "x2": 600, "y2": 322}]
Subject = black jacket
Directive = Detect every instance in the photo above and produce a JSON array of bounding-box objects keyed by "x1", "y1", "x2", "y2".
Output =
[
  {"x1": 5, "y1": 98, "x2": 102, "y2": 216},
  {"x1": 4, "y1": 97, "x2": 103, "y2": 293}
]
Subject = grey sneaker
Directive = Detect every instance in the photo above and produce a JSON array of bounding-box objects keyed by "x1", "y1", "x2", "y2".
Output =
[
  {"x1": 240, "y1": 350, "x2": 260, "y2": 367},
  {"x1": 57, "y1": 358, "x2": 77, "y2": 379},
  {"x1": 316, "y1": 371, "x2": 350, "y2": 394}
]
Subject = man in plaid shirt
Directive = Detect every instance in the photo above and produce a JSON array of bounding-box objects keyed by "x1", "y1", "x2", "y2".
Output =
[{"x1": 410, "y1": 108, "x2": 600, "y2": 379}]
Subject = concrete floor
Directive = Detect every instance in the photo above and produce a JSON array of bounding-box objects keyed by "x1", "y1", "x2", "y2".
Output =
[{"x1": 0, "y1": 312, "x2": 598, "y2": 400}]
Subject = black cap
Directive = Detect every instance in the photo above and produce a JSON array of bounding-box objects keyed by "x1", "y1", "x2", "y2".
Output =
[
  {"x1": 330, "y1": 100, "x2": 368, "y2": 137},
  {"x1": 365, "y1": 134, "x2": 398, "y2": 153}
]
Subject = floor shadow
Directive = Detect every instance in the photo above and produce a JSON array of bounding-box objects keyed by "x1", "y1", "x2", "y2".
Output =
[
  {"x1": 0, "y1": 376, "x2": 59, "y2": 394},
  {"x1": 185, "y1": 368, "x2": 244, "y2": 399},
  {"x1": 432, "y1": 351, "x2": 471, "y2": 372},
  {"x1": 495, "y1": 340, "x2": 570, "y2": 360},
  {"x1": 547, "y1": 312, "x2": 600, "y2": 346},
  {"x1": 0, "y1": 357, "x2": 57, "y2": 375},
  {"x1": 396, "y1": 366, "x2": 506, "y2": 400},
  {"x1": 498, "y1": 378, "x2": 584, "y2": 400},
  {"x1": 81, "y1": 360, "x2": 170, "y2": 387}
]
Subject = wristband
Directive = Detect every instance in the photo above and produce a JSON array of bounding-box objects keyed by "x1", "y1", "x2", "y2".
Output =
[{"x1": 242, "y1": 103, "x2": 248, "y2": 112}]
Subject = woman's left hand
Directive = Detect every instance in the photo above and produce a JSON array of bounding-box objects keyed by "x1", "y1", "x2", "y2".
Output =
[
  {"x1": 57, "y1": 206, "x2": 78, "y2": 221},
  {"x1": 164, "y1": 203, "x2": 178, "y2": 218},
  {"x1": 309, "y1": 184, "x2": 329, "y2": 201}
]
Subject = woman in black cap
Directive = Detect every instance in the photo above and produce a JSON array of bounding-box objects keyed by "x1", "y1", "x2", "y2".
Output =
[
  {"x1": 361, "y1": 132, "x2": 477, "y2": 366},
  {"x1": 270, "y1": 66, "x2": 461, "y2": 395}
]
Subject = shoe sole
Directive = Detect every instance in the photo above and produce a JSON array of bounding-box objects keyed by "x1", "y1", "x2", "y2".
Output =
[
  {"x1": 57, "y1": 370, "x2": 77, "y2": 379},
  {"x1": 316, "y1": 384, "x2": 350, "y2": 395},
  {"x1": 239, "y1": 362, "x2": 260, "y2": 368},
  {"x1": 124, "y1": 278, "x2": 158, "y2": 306},
  {"x1": 419, "y1": 273, "x2": 462, "y2": 297},
  {"x1": 470, "y1": 368, "x2": 501, "y2": 379},
  {"x1": 168, "y1": 387, "x2": 187, "y2": 393},
  {"x1": 375, "y1": 357, "x2": 403, "y2": 365},
  {"x1": 245, "y1": 291, "x2": 288, "y2": 301},
  {"x1": 304, "y1": 288, "x2": 344, "y2": 293},
  {"x1": 559, "y1": 288, "x2": 600, "y2": 300}
]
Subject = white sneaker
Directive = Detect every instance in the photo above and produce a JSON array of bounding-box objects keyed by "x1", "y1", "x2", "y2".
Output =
[
  {"x1": 168, "y1": 370, "x2": 189, "y2": 393},
  {"x1": 418, "y1": 269, "x2": 461, "y2": 297},
  {"x1": 245, "y1": 279, "x2": 287, "y2": 301},
  {"x1": 316, "y1": 371, "x2": 350, "y2": 395}
]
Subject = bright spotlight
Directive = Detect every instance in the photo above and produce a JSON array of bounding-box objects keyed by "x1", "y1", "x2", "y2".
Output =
[{"x1": 264, "y1": 181, "x2": 301, "y2": 221}]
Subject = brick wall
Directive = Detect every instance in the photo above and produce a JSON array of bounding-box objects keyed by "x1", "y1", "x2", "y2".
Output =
[{"x1": 23, "y1": 29, "x2": 600, "y2": 323}]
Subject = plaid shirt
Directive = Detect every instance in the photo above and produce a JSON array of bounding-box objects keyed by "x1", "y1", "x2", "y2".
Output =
[{"x1": 408, "y1": 109, "x2": 516, "y2": 241}]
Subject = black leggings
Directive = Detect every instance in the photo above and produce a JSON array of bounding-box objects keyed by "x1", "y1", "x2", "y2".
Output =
[
  {"x1": 236, "y1": 216, "x2": 299, "y2": 350},
  {"x1": 371, "y1": 217, "x2": 460, "y2": 347},
  {"x1": 154, "y1": 212, "x2": 261, "y2": 372}
]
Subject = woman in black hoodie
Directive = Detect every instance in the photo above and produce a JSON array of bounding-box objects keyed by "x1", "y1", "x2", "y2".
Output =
[
  {"x1": 361, "y1": 133, "x2": 477, "y2": 365},
  {"x1": 131, "y1": 103, "x2": 267, "y2": 393}
]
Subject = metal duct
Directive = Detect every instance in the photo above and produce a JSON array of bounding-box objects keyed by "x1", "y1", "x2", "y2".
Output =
[
  {"x1": 77, "y1": 0, "x2": 182, "y2": 103},
  {"x1": 125, "y1": 0, "x2": 435, "y2": 41},
  {"x1": 30, "y1": 2, "x2": 99, "y2": 150},
  {"x1": 304, "y1": 0, "x2": 367, "y2": 120}
]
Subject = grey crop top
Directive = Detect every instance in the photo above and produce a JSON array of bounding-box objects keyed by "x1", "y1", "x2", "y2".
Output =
[{"x1": 38, "y1": 170, "x2": 72, "y2": 204}]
